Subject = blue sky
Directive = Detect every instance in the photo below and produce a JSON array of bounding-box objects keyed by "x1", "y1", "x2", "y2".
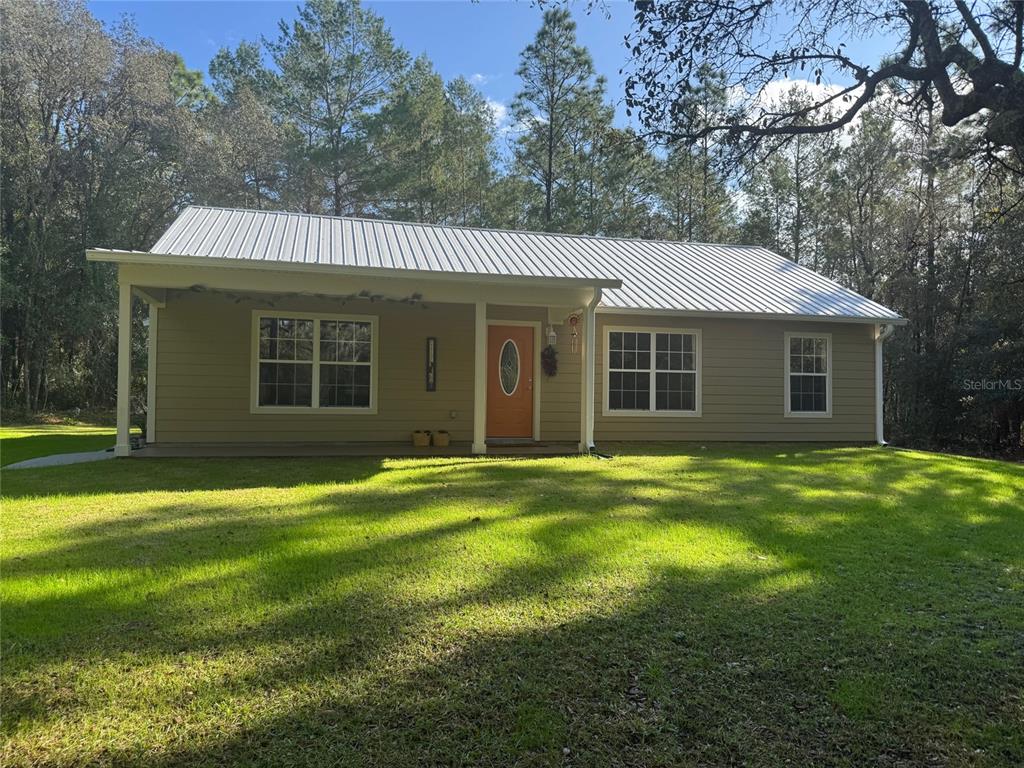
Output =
[{"x1": 88, "y1": 1, "x2": 638, "y2": 129}]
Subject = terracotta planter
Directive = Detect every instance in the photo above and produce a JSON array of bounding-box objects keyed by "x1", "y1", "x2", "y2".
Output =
[
  {"x1": 433, "y1": 430, "x2": 450, "y2": 447},
  {"x1": 412, "y1": 430, "x2": 431, "y2": 447}
]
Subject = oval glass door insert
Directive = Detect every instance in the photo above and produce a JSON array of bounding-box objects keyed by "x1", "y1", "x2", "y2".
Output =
[{"x1": 499, "y1": 339, "x2": 520, "y2": 395}]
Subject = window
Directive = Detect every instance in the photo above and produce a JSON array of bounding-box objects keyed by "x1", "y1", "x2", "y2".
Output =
[
  {"x1": 785, "y1": 333, "x2": 831, "y2": 416},
  {"x1": 606, "y1": 328, "x2": 700, "y2": 415},
  {"x1": 319, "y1": 320, "x2": 372, "y2": 408},
  {"x1": 258, "y1": 317, "x2": 313, "y2": 407},
  {"x1": 251, "y1": 312, "x2": 377, "y2": 413}
]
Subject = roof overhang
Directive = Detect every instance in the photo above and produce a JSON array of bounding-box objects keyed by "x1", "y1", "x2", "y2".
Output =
[
  {"x1": 596, "y1": 305, "x2": 908, "y2": 326},
  {"x1": 86, "y1": 249, "x2": 622, "y2": 290}
]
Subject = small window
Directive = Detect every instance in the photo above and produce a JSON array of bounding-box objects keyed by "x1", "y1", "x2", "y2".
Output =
[
  {"x1": 785, "y1": 333, "x2": 831, "y2": 416},
  {"x1": 252, "y1": 312, "x2": 376, "y2": 412},
  {"x1": 499, "y1": 339, "x2": 520, "y2": 395},
  {"x1": 606, "y1": 328, "x2": 700, "y2": 415}
]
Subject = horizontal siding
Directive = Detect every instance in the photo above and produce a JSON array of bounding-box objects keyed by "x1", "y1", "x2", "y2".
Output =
[
  {"x1": 156, "y1": 292, "x2": 476, "y2": 443},
  {"x1": 593, "y1": 313, "x2": 876, "y2": 442},
  {"x1": 153, "y1": 294, "x2": 876, "y2": 445}
]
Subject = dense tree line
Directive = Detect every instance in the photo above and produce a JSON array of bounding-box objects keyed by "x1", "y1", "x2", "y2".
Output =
[{"x1": 2, "y1": 0, "x2": 1021, "y2": 452}]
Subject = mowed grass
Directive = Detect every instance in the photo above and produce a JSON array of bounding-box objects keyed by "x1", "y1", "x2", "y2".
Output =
[
  {"x1": 0, "y1": 425, "x2": 117, "y2": 467},
  {"x1": 2, "y1": 445, "x2": 1022, "y2": 767}
]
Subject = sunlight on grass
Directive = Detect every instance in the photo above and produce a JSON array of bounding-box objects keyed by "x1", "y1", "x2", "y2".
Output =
[{"x1": 2, "y1": 444, "x2": 1022, "y2": 766}]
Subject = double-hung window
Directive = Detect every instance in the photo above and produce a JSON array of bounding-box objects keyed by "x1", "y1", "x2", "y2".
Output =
[
  {"x1": 252, "y1": 312, "x2": 377, "y2": 413},
  {"x1": 785, "y1": 332, "x2": 831, "y2": 416},
  {"x1": 605, "y1": 328, "x2": 701, "y2": 415}
]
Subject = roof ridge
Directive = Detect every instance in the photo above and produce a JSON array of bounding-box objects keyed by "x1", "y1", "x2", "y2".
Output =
[{"x1": 178, "y1": 204, "x2": 771, "y2": 252}]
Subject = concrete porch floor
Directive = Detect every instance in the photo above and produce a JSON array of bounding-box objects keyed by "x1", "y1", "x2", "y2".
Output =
[{"x1": 132, "y1": 441, "x2": 581, "y2": 458}]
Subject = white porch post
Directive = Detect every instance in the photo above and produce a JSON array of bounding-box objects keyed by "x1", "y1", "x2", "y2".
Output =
[
  {"x1": 874, "y1": 323, "x2": 895, "y2": 445},
  {"x1": 472, "y1": 300, "x2": 488, "y2": 454},
  {"x1": 115, "y1": 277, "x2": 132, "y2": 457},
  {"x1": 146, "y1": 303, "x2": 158, "y2": 444},
  {"x1": 579, "y1": 288, "x2": 601, "y2": 453}
]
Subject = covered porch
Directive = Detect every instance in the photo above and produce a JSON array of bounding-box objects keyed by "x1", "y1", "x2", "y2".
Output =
[{"x1": 91, "y1": 251, "x2": 616, "y2": 458}]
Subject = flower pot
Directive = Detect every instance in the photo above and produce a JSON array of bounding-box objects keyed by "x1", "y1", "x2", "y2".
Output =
[
  {"x1": 433, "y1": 430, "x2": 450, "y2": 447},
  {"x1": 412, "y1": 430, "x2": 431, "y2": 447}
]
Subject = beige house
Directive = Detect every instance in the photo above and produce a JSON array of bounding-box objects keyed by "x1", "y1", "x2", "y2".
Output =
[{"x1": 87, "y1": 206, "x2": 905, "y2": 457}]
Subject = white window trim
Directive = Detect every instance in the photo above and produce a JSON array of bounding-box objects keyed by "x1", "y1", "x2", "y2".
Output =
[
  {"x1": 784, "y1": 331, "x2": 832, "y2": 418},
  {"x1": 602, "y1": 325, "x2": 702, "y2": 417},
  {"x1": 250, "y1": 309, "x2": 379, "y2": 415}
]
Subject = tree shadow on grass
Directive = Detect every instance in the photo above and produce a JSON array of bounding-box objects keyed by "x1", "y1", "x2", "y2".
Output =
[{"x1": 2, "y1": 446, "x2": 1023, "y2": 766}]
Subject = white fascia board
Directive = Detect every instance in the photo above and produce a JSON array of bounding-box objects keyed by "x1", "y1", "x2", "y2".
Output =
[
  {"x1": 86, "y1": 249, "x2": 622, "y2": 290},
  {"x1": 596, "y1": 305, "x2": 908, "y2": 326}
]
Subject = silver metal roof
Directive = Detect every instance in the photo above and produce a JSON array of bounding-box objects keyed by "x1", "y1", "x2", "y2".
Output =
[{"x1": 145, "y1": 205, "x2": 902, "y2": 322}]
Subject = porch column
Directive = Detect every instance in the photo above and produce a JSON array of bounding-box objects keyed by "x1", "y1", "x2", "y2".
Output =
[
  {"x1": 579, "y1": 288, "x2": 601, "y2": 453},
  {"x1": 472, "y1": 300, "x2": 487, "y2": 454},
  {"x1": 115, "y1": 277, "x2": 132, "y2": 457},
  {"x1": 146, "y1": 303, "x2": 159, "y2": 445}
]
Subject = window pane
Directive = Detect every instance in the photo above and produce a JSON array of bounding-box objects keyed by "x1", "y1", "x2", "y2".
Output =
[
  {"x1": 637, "y1": 334, "x2": 650, "y2": 352},
  {"x1": 610, "y1": 332, "x2": 623, "y2": 352},
  {"x1": 790, "y1": 351, "x2": 802, "y2": 373},
  {"x1": 608, "y1": 369, "x2": 650, "y2": 410},
  {"x1": 258, "y1": 362, "x2": 312, "y2": 406},
  {"x1": 790, "y1": 374, "x2": 826, "y2": 412},
  {"x1": 320, "y1": 364, "x2": 370, "y2": 407},
  {"x1": 790, "y1": 337, "x2": 801, "y2": 356},
  {"x1": 656, "y1": 372, "x2": 696, "y2": 411},
  {"x1": 681, "y1": 352, "x2": 695, "y2": 371},
  {"x1": 637, "y1": 351, "x2": 650, "y2": 369},
  {"x1": 656, "y1": 334, "x2": 669, "y2": 352},
  {"x1": 609, "y1": 351, "x2": 623, "y2": 369}
]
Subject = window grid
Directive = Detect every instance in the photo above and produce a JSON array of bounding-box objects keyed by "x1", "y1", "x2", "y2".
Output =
[
  {"x1": 607, "y1": 329, "x2": 699, "y2": 414},
  {"x1": 786, "y1": 334, "x2": 830, "y2": 415},
  {"x1": 254, "y1": 314, "x2": 376, "y2": 411}
]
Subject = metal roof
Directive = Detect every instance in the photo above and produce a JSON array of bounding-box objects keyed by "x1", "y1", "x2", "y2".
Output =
[{"x1": 143, "y1": 205, "x2": 902, "y2": 322}]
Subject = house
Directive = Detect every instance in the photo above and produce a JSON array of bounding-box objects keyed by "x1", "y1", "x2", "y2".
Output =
[{"x1": 87, "y1": 205, "x2": 906, "y2": 457}]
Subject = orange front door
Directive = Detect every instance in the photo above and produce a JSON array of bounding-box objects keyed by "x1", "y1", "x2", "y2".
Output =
[{"x1": 487, "y1": 325, "x2": 534, "y2": 439}]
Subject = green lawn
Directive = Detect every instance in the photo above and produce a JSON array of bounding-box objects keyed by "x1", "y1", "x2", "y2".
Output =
[
  {"x1": 0, "y1": 425, "x2": 116, "y2": 466},
  {"x1": 2, "y1": 445, "x2": 1022, "y2": 767}
]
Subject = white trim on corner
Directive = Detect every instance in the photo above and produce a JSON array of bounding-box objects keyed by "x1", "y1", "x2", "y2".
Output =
[
  {"x1": 783, "y1": 331, "x2": 833, "y2": 418},
  {"x1": 249, "y1": 309, "x2": 379, "y2": 415},
  {"x1": 486, "y1": 319, "x2": 542, "y2": 442},
  {"x1": 601, "y1": 325, "x2": 703, "y2": 418}
]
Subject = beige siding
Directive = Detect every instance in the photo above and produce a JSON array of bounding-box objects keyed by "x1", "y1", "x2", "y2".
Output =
[
  {"x1": 154, "y1": 292, "x2": 875, "y2": 445},
  {"x1": 593, "y1": 313, "x2": 876, "y2": 442},
  {"x1": 156, "y1": 291, "x2": 476, "y2": 443}
]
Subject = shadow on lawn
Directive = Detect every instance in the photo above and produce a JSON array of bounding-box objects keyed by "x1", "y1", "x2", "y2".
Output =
[{"x1": 3, "y1": 446, "x2": 1023, "y2": 766}]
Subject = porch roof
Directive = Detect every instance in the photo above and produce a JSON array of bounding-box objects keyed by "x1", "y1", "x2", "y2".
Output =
[{"x1": 89, "y1": 205, "x2": 905, "y2": 324}]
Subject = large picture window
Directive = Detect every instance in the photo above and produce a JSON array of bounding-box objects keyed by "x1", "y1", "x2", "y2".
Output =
[
  {"x1": 605, "y1": 328, "x2": 701, "y2": 416},
  {"x1": 785, "y1": 333, "x2": 831, "y2": 417},
  {"x1": 252, "y1": 312, "x2": 377, "y2": 413}
]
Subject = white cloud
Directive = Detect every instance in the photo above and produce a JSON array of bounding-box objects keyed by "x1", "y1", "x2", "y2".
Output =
[
  {"x1": 470, "y1": 73, "x2": 489, "y2": 86},
  {"x1": 487, "y1": 99, "x2": 510, "y2": 132}
]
